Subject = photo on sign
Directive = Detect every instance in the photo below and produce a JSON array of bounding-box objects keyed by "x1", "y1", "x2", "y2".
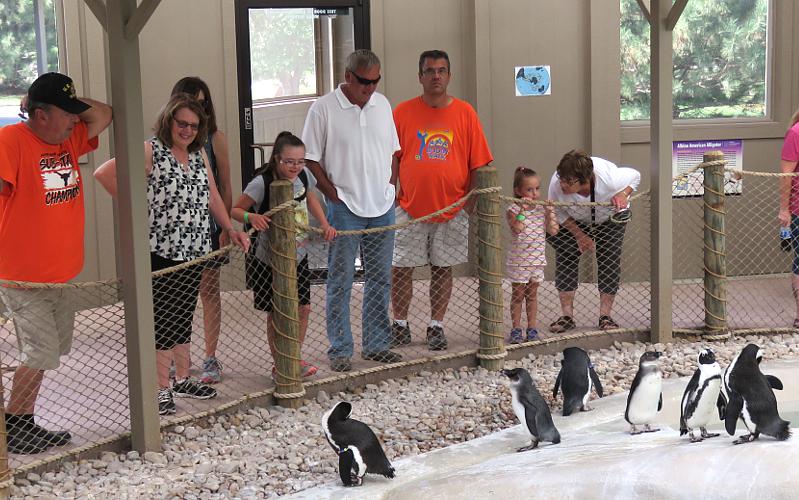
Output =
[
  {"x1": 515, "y1": 66, "x2": 551, "y2": 96},
  {"x1": 672, "y1": 140, "x2": 743, "y2": 198}
]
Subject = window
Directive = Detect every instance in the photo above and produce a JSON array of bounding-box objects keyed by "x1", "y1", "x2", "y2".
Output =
[
  {"x1": 248, "y1": 7, "x2": 354, "y2": 103},
  {"x1": 620, "y1": 0, "x2": 768, "y2": 121},
  {"x1": 0, "y1": 0, "x2": 60, "y2": 126}
]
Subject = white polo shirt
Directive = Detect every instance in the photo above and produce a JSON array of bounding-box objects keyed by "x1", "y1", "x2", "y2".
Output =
[
  {"x1": 302, "y1": 85, "x2": 399, "y2": 217},
  {"x1": 547, "y1": 156, "x2": 641, "y2": 224}
]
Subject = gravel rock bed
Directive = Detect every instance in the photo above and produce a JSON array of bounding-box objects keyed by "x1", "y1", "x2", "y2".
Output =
[{"x1": 12, "y1": 333, "x2": 799, "y2": 499}]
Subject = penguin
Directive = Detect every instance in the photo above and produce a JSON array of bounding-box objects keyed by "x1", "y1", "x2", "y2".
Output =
[
  {"x1": 321, "y1": 401, "x2": 395, "y2": 486},
  {"x1": 625, "y1": 351, "x2": 663, "y2": 434},
  {"x1": 723, "y1": 343, "x2": 790, "y2": 444},
  {"x1": 679, "y1": 348, "x2": 727, "y2": 443},
  {"x1": 501, "y1": 367, "x2": 561, "y2": 451},
  {"x1": 552, "y1": 347, "x2": 604, "y2": 416}
]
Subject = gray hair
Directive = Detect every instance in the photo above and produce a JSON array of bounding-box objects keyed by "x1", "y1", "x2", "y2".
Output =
[{"x1": 345, "y1": 49, "x2": 381, "y2": 73}]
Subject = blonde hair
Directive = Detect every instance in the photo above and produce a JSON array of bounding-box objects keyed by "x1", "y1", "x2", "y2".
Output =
[
  {"x1": 790, "y1": 108, "x2": 799, "y2": 130},
  {"x1": 512, "y1": 166, "x2": 538, "y2": 198}
]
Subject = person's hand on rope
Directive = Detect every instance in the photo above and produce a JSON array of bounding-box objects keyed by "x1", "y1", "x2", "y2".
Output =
[
  {"x1": 227, "y1": 229, "x2": 250, "y2": 252},
  {"x1": 321, "y1": 223, "x2": 337, "y2": 241},
  {"x1": 779, "y1": 208, "x2": 791, "y2": 228},
  {"x1": 611, "y1": 189, "x2": 631, "y2": 210},
  {"x1": 249, "y1": 213, "x2": 270, "y2": 231},
  {"x1": 544, "y1": 203, "x2": 559, "y2": 236},
  {"x1": 219, "y1": 228, "x2": 230, "y2": 247}
]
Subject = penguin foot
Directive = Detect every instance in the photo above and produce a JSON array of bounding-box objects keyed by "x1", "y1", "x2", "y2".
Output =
[
  {"x1": 517, "y1": 441, "x2": 539, "y2": 452},
  {"x1": 732, "y1": 433, "x2": 758, "y2": 445},
  {"x1": 700, "y1": 429, "x2": 719, "y2": 439},
  {"x1": 346, "y1": 474, "x2": 363, "y2": 487},
  {"x1": 629, "y1": 426, "x2": 643, "y2": 435},
  {"x1": 581, "y1": 405, "x2": 594, "y2": 412},
  {"x1": 689, "y1": 435, "x2": 703, "y2": 443},
  {"x1": 643, "y1": 425, "x2": 660, "y2": 433}
]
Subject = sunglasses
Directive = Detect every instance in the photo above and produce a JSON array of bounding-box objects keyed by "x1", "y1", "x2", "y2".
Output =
[{"x1": 350, "y1": 71, "x2": 381, "y2": 86}]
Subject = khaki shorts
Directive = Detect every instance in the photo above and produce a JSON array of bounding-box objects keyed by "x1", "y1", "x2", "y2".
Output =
[
  {"x1": 0, "y1": 287, "x2": 75, "y2": 370},
  {"x1": 392, "y1": 206, "x2": 470, "y2": 268}
]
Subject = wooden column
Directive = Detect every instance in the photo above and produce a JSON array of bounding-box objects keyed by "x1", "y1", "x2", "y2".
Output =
[
  {"x1": 268, "y1": 180, "x2": 303, "y2": 408},
  {"x1": 476, "y1": 167, "x2": 505, "y2": 371},
  {"x1": 703, "y1": 151, "x2": 727, "y2": 334}
]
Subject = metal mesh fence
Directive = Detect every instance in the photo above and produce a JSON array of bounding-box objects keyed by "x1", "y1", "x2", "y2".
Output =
[{"x1": 1, "y1": 160, "x2": 797, "y2": 475}]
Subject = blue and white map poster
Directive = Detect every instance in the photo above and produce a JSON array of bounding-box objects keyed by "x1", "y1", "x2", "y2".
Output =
[{"x1": 515, "y1": 65, "x2": 551, "y2": 96}]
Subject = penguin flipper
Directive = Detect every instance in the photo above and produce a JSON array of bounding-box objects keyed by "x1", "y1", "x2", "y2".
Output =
[
  {"x1": 716, "y1": 390, "x2": 728, "y2": 420},
  {"x1": 339, "y1": 449, "x2": 355, "y2": 486},
  {"x1": 589, "y1": 367, "x2": 604, "y2": 398},
  {"x1": 553, "y1": 371, "x2": 562, "y2": 400},
  {"x1": 765, "y1": 375, "x2": 784, "y2": 390},
  {"x1": 725, "y1": 393, "x2": 743, "y2": 436},
  {"x1": 658, "y1": 393, "x2": 663, "y2": 412}
]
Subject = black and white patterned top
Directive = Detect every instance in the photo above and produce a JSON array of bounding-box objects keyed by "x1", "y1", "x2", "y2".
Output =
[{"x1": 147, "y1": 138, "x2": 211, "y2": 261}]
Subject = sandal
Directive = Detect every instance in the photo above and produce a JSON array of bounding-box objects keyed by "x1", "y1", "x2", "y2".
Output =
[
  {"x1": 549, "y1": 316, "x2": 576, "y2": 333},
  {"x1": 598, "y1": 315, "x2": 620, "y2": 330}
]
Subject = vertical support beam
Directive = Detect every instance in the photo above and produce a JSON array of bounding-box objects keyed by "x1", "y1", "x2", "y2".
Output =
[
  {"x1": 34, "y1": 0, "x2": 49, "y2": 74},
  {"x1": 589, "y1": 0, "x2": 621, "y2": 162},
  {"x1": 649, "y1": 0, "x2": 674, "y2": 343},
  {"x1": 268, "y1": 181, "x2": 303, "y2": 409},
  {"x1": 106, "y1": 0, "x2": 160, "y2": 452},
  {"x1": 477, "y1": 167, "x2": 505, "y2": 371},
  {"x1": 703, "y1": 151, "x2": 727, "y2": 334},
  {"x1": 0, "y1": 371, "x2": 9, "y2": 495}
]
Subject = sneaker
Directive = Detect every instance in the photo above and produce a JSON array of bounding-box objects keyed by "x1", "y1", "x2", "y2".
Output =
[
  {"x1": 6, "y1": 427, "x2": 54, "y2": 455},
  {"x1": 361, "y1": 350, "x2": 403, "y2": 363},
  {"x1": 509, "y1": 328, "x2": 524, "y2": 344},
  {"x1": 6, "y1": 415, "x2": 70, "y2": 447},
  {"x1": 390, "y1": 321, "x2": 412, "y2": 347},
  {"x1": 168, "y1": 361, "x2": 176, "y2": 384},
  {"x1": 158, "y1": 388, "x2": 176, "y2": 415},
  {"x1": 172, "y1": 378, "x2": 217, "y2": 400},
  {"x1": 598, "y1": 315, "x2": 620, "y2": 330},
  {"x1": 200, "y1": 356, "x2": 223, "y2": 384},
  {"x1": 301, "y1": 360, "x2": 318, "y2": 377},
  {"x1": 426, "y1": 326, "x2": 448, "y2": 351},
  {"x1": 525, "y1": 328, "x2": 539, "y2": 341},
  {"x1": 330, "y1": 357, "x2": 352, "y2": 372},
  {"x1": 549, "y1": 315, "x2": 576, "y2": 333}
]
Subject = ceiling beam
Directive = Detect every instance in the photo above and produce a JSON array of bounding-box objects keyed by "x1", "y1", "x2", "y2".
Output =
[
  {"x1": 665, "y1": 0, "x2": 689, "y2": 31},
  {"x1": 635, "y1": 0, "x2": 651, "y2": 25},
  {"x1": 83, "y1": 0, "x2": 107, "y2": 30},
  {"x1": 124, "y1": 0, "x2": 161, "y2": 40}
]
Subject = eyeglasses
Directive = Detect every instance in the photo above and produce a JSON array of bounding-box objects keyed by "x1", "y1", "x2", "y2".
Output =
[
  {"x1": 280, "y1": 159, "x2": 307, "y2": 167},
  {"x1": 559, "y1": 177, "x2": 580, "y2": 186},
  {"x1": 174, "y1": 119, "x2": 199, "y2": 131},
  {"x1": 197, "y1": 99, "x2": 209, "y2": 109},
  {"x1": 350, "y1": 71, "x2": 381, "y2": 86},
  {"x1": 421, "y1": 67, "x2": 449, "y2": 77}
]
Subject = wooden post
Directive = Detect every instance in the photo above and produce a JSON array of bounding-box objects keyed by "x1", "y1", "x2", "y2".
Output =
[
  {"x1": 476, "y1": 167, "x2": 505, "y2": 370},
  {"x1": 703, "y1": 151, "x2": 727, "y2": 335},
  {"x1": 268, "y1": 180, "x2": 303, "y2": 408}
]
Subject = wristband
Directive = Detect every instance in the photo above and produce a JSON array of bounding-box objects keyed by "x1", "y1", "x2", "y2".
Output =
[
  {"x1": 515, "y1": 214, "x2": 526, "y2": 221},
  {"x1": 243, "y1": 212, "x2": 250, "y2": 225}
]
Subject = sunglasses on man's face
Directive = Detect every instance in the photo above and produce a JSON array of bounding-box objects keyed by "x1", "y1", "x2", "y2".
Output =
[{"x1": 350, "y1": 71, "x2": 381, "y2": 86}]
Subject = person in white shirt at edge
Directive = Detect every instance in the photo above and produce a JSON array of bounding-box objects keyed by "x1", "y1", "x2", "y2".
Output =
[
  {"x1": 301, "y1": 49, "x2": 402, "y2": 373},
  {"x1": 546, "y1": 150, "x2": 641, "y2": 333}
]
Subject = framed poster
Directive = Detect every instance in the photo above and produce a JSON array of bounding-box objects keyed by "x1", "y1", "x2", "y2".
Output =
[{"x1": 672, "y1": 139, "x2": 743, "y2": 197}]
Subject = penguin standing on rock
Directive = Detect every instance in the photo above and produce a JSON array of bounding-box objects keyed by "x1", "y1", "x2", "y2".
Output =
[
  {"x1": 625, "y1": 351, "x2": 663, "y2": 434},
  {"x1": 680, "y1": 348, "x2": 726, "y2": 443},
  {"x1": 553, "y1": 347, "x2": 604, "y2": 416},
  {"x1": 723, "y1": 343, "x2": 791, "y2": 444},
  {"x1": 321, "y1": 401, "x2": 395, "y2": 486},
  {"x1": 501, "y1": 367, "x2": 561, "y2": 451}
]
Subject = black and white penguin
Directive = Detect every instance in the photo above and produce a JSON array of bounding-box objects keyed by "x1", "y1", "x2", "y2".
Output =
[
  {"x1": 321, "y1": 401, "x2": 395, "y2": 486},
  {"x1": 624, "y1": 351, "x2": 663, "y2": 434},
  {"x1": 552, "y1": 347, "x2": 604, "y2": 416},
  {"x1": 679, "y1": 348, "x2": 726, "y2": 442},
  {"x1": 501, "y1": 367, "x2": 561, "y2": 451},
  {"x1": 723, "y1": 343, "x2": 790, "y2": 444}
]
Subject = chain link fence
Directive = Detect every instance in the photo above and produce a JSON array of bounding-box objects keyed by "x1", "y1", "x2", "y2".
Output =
[{"x1": 0, "y1": 159, "x2": 796, "y2": 478}]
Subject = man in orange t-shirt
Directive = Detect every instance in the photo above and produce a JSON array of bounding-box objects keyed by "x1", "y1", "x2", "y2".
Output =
[
  {"x1": 391, "y1": 50, "x2": 493, "y2": 351},
  {"x1": 0, "y1": 73, "x2": 112, "y2": 454}
]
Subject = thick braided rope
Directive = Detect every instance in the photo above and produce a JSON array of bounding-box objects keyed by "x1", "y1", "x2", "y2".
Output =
[{"x1": 701, "y1": 159, "x2": 728, "y2": 332}]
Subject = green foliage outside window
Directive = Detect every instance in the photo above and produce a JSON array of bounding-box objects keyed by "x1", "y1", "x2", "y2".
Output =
[
  {"x1": 620, "y1": 0, "x2": 768, "y2": 121},
  {"x1": 0, "y1": 0, "x2": 59, "y2": 94}
]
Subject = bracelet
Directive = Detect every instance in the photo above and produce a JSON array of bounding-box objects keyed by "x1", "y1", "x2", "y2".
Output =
[
  {"x1": 243, "y1": 212, "x2": 250, "y2": 225},
  {"x1": 515, "y1": 214, "x2": 526, "y2": 221}
]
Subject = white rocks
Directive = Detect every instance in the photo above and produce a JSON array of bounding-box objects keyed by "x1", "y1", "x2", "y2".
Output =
[{"x1": 143, "y1": 451, "x2": 168, "y2": 465}]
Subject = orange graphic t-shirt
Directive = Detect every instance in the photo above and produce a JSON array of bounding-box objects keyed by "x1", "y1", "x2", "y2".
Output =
[
  {"x1": 393, "y1": 96, "x2": 493, "y2": 221},
  {"x1": 0, "y1": 122, "x2": 98, "y2": 282}
]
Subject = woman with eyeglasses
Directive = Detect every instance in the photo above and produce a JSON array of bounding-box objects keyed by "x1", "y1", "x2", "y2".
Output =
[
  {"x1": 170, "y1": 77, "x2": 232, "y2": 386},
  {"x1": 546, "y1": 150, "x2": 640, "y2": 334},
  {"x1": 94, "y1": 93, "x2": 249, "y2": 416},
  {"x1": 231, "y1": 131, "x2": 336, "y2": 380}
]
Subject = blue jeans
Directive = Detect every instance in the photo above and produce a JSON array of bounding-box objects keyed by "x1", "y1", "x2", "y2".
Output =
[{"x1": 326, "y1": 202, "x2": 395, "y2": 359}]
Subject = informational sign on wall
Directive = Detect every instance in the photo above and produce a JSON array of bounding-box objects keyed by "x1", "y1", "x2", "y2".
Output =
[
  {"x1": 514, "y1": 66, "x2": 551, "y2": 96},
  {"x1": 672, "y1": 139, "x2": 743, "y2": 197}
]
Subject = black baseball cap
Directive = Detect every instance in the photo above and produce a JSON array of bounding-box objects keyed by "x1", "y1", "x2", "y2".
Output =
[{"x1": 27, "y1": 72, "x2": 91, "y2": 114}]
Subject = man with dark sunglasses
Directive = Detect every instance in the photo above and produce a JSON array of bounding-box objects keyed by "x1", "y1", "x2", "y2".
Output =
[
  {"x1": 302, "y1": 49, "x2": 403, "y2": 372},
  {"x1": 390, "y1": 49, "x2": 493, "y2": 352}
]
